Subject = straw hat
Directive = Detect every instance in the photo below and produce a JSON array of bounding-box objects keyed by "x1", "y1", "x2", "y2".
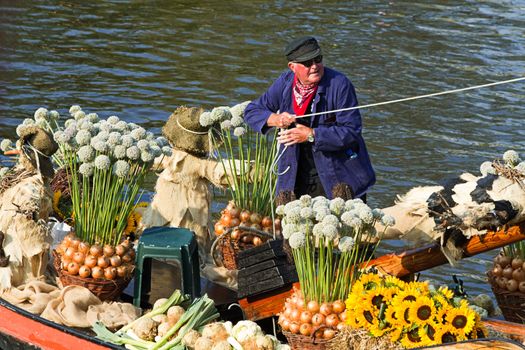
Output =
[
  {"x1": 18, "y1": 125, "x2": 58, "y2": 178},
  {"x1": 162, "y1": 106, "x2": 211, "y2": 158}
]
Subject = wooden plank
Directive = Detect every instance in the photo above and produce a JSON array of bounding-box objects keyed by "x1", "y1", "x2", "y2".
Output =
[
  {"x1": 424, "y1": 338, "x2": 525, "y2": 349},
  {"x1": 238, "y1": 223, "x2": 525, "y2": 321}
]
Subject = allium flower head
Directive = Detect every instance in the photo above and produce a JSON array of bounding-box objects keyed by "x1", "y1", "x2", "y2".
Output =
[
  {"x1": 288, "y1": 232, "x2": 306, "y2": 249},
  {"x1": 137, "y1": 139, "x2": 149, "y2": 151},
  {"x1": 233, "y1": 127, "x2": 246, "y2": 137},
  {"x1": 0, "y1": 167, "x2": 9, "y2": 178},
  {"x1": 220, "y1": 120, "x2": 232, "y2": 130},
  {"x1": 313, "y1": 223, "x2": 324, "y2": 238},
  {"x1": 323, "y1": 224, "x2": 338, "y2": 240},
  {"x1": 54, "y1": 130, "x2": 70, "y2": 143},
  {"x1": 282, "y1": 223, "x2": 299, "y2": 240},
  {"x1": 210, "y1": 106, "x2": 232, "y2": 122},
  {"x1": 357, "y1": 206, "x2": 374, "y2": 224},
  {"x1": 230, "y1": 116, "x2": 244, "y2": 128},
  {"x1": 299, "y1": 194, "x2": 312, "y2": 207},
  {"x1": 114, "y1": 120, "x2": 127, "y2": 132},
  {"x1": 93, "y1": 140, "x2": 109, "y2": 153},
  {"x1": 372, "y1": 208, "x2": 384, "y2": 220},
  {"x1": 75, "y1": 129, "x2": 91, "y2": 146},
  {"x1": 314, "y1": 207, "x2": 331, "y2": 222},
  {"x1": 0, "y1": 139, "x2": 13, "y2": 152},
  {"x1": 94, "y1": 154, "x2": 111, "y2": 170},
  {"x1": 329, "y1": 197, "x2": 345, "y2": 215},
  {"x1": 162, "y1": 146, "x2": 173, "y2": 156},
  {"x1": 99, "y1": 121, "x2": 112, "y2": 133},
  {"x1": 479, "y1": 161, "x2": 496, "y2": 176},
  {"x1": 131, "y1": 127, "x2": 147, "y2": 140},
  {"x1": 516, "y1": 161, "x2": 525, "y2": 174},
  {"x1": 128, "y1": 122, "x2": 139, "y2": 130},
  {"x1": 113, "y1": 145, "x2": 127, "y2": 159},
  {"x1": 86, "y1": 113, "x2": 99, "y2": 123},
  {"x1": 156, "y1": 136, "x2": 168, "y2": 147},
  {"x1": 229, "y1": 101, "x2": 250, "y2": 119},
  {"x1": 285, "y1": 206, "x2": 301, "y2": 222},
  {"x1": 121, "y1": 135, "x2": 134, "y2": 147},
  {"x1": 381, "y1": 214, "x2": 395, "y2": 227},
  {"x1": 503, "y1": 150, "x2": 521, "y2": 166},
  {"x1": 283, "y1": 201, "x2": 301, "y2": 215},
  {"x1": 34, "y1": 107, "x2": 49, "y2": 122},
  {"x1": 64, "y1": 119, "x2": 77, "y2": 129},
  {"x1": 96, "y1": 131, "x2": 109, "y2": 141},
  {"x1": 150, "y1": 145, "x2": 162, "y2": 157},
  {"x1": 199, "y1": 111, "x2": 213, "y2": 127},
  {"x1": 276, "y1": 205, "x2": 285, "y2": 216},
  {"x1": 112, "y1": 160, "x2": 130, "y2": 178},
  {"x1": 322, "y1": 214, "x2": 340, "y2": 227},
  {"x1": 69, "y1": 105, "x2": 82, "y2": 115},
  {"x1": 77, "y1": 145, "x2": 95, "y2": 162},
  {"x1": 78, "y1": 119, "x2": 93, "y2": 131},
  {"x1": 107, "y1": 132, "x2": 122, "y2": 145},
  {"x1": 107, "y1": 115, "x2": 120, "y2": 125},
  {"x1": 141, "y1": 150, "x2": 154, "y2": 163},
  {"x1": 300, "y1": 207, "x2": 314, "y2": 220},
  {"x1": 126, "y1": 145, "x2": 140, "y2": 160},
  {"x1": 23, "y1": 118, "x2": 35, "y2": 126},
  {"x1": 16, "y1": 125, "x2": 27, "y2": 137},
  {"x1": 145, "y1": 132, "x2": 155, "y2": 141},
  {"x1": 49, "y1": 110, "x2": 60, "y2": 120},
  {"x1": 338, "y1": 236, "x2": 355, "y2": 252},
  {"x1": 78, "y1": 162, "x2": 94, "y2": 177},
  {"x1": 74, "y1": 110, "x2": 86, "y2": 120}
]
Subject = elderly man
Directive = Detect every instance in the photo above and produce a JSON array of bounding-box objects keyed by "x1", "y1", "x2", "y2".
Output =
[{"x1": 245, "y1": 36, "x2": 375, "y2": 202}]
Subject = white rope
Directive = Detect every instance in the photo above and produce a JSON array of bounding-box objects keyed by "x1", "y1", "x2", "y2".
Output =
[
  {"x1": 176, "y1": 117, "x2": 209, "y2": 135},
  {"x1": 294, "y1": 76, "x2": 525, "y2": 119}
]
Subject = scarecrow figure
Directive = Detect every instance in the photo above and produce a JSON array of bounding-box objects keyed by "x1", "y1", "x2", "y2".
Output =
[
  {"x1": 141, "y1": 106, "x2": 242, "y2": 287},
  {"x1": 0, "y1": 126, "x2": 58, "y2": 290}
]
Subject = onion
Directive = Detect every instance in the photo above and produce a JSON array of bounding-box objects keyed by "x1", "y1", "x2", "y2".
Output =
[
  {"x1": 231, "y1": 229, "x2": 241, "y2": 240},
  {"x1": 104, "y1": 267, "x2": 117, "y2": 280},
  {"x1": 295, "y1": 296, "x2": 305, "y2": 310},
  {"x1": 513, "y1": 268, "x2": 525, "y2": 282},
  {"x1": 115, "y1": 244, "x2": 127, "y2": 256},
  {"x1": 70, "y1": 238, "x2": 81, "y2": 249},
  {"x1": 290, "y1": 308, "x2": 301, "y2": 322},
  {"x1": 284, "y1": 306, "x2": 293, "y2": 319},
  {"x1": 97, "y1": 256, "x2": 110, "y2": 268},
  {"x1": 240, "y1": 210, "x2": 251, "y2": 223},
  {"x1": 323, "y1": 329, "x2": 336, "y2": 340},
  {"x1": 497, "y1": 276, "x2": 508, "y2": 289},
  {"x1": 253, "y1": 236, "x2": 263, "y2": 246},
  {"x1": 214, "y1": 222, "x2": 225, "y2": 236},
  {"x1": 103, "y1": 244, "x2": 116, "y2": 257},
  {"x1": 332, "y1": 300, "x2": 345, "y2": 314},
  {"x1": 261, "y1": 216, "x2": 273, "y2": 228},
  {"x1": 500, "y1": 255, "x2": 512, "y2": 268},
  {"x1": 241, "y1": 234, "x2": 253, "y2": 244},
  {"x1": 492, "y1": 264, "x2": 503, "y2": 277},
  {"x1": 320, "y1": 302, "x2": 333, "y2": 316},
  {"x1": 299, "y1": 323, "x2": 312, "y2": 336},
  {"x1": 325, "y1": 314, "x2": 339, "y2": 328},
  {"x1": 110, "y1": 255, "x2": 122, "y2": 267},
  {"x1": 91, "y1": 266, "x2": 104, "y2": 279},
  {"x1": 90, "y1": 244, "x2": 103, "y2": 257},
  {"x1": 300, "y1": 311, "x2": 312, "y2": 324},
  {"x1": 122, "y1": 253, "x2": 133, "y2": 263},
  {"x1": 507, "y1": 279, "x2": 519, "y2": 292},
  {"x1": 73, "y1": 252, "x2": 85, "y2": 265},
  {"x1": 289, "y1": 322, "x2": 300, "y2": 334},
  {"x1": 117, "y1": 265, "x2": 128, "y2": 278},
  {"x1": 229, "y1": 207, "x2": 240, "y2": 219},
  {"x1": 250, "y1": 213, "x2": 262, "y2": 225},
  {"x1": 64, "y1": 247, "x2": 76, "y2": 259},
  {"x1": 220, "y1": 213, "x2": 232, "y2": 227},
  {"x1": 512, "y1": 258, "x2": 524, "y2": 270},
  {"x1": 503, "y1": 266, "x2": 514, "y2": 279},
  {"x1": 519, "y1": 281, "x2": 525, "y2": 293},
  {"x1": 79, "y1": 265, "x2": 91, "y2": 278},
  {"x1": 307, "y1": 300, "x2": 320, "y2": 313},
  {"x1": 230, "y1": 217, "x2": 240, "y2": 227},
  {"x1": 339, "y1": 310, "x2": 348, "y2": 322},
  {"x1": 167, "y1": 305, "x2": 185, "y2": 325},
  {"x1": 273, "y1": 218, "x2": 281, "y2": 230},
  {"x1": 281, "y1": 319, "x2": 290, "y2": 332},
  {"x1": 250, "y1": 223, "x2": 262, "y2": 230},
  {"x1": 312, "y1": 313, "x2": 325, "y2": 326},
  {"x1": 78, "y1": 241, "x2": 90, "y2": 254},
  {"x1": 67, "y1": 262, "x2": 80, "y2": 275}
]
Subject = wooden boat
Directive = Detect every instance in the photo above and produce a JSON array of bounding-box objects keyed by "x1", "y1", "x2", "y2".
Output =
[{"x1": 1, "y1": 224, "x2": 525, "y2": 349}]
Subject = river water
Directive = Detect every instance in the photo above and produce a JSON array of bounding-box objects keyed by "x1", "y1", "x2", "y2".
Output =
[{"x1": 1, "y1": 1, "x2": 524, "y2": 297}]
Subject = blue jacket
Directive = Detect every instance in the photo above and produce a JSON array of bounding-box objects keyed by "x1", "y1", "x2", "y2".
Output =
[{"x1": 245, "y1": 67, "x2": 376, "y2": 199}]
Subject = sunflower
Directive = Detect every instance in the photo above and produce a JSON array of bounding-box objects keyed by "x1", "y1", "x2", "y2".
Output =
[
  {"x1": 392, "y1": 300, "x2": 414, "y2": 327},
  {"x1": 433, "y1": 326, "x2": 459, "y2": 344},
  {"x1": 384, "y1": 274, "x2": 406, "y2": 289},
  {"x1": 437, "y1": 286, "x2": 455, "y2": 300},
  {"x1": 392, "y1": 285, "x2": 421, "y2": 304},
  {"x1": 467, "y1": 317, "x2": 488, "y2": 340},
  {"x1": 408, "y1": 296, "x2": 437, "y2": 326},
  {"x1": 446, "y1": 304, "x2": 476, "y2": 336},
  {"x1": 346, "y1": 311, "x2": 362, "y2": 329},
  {"x1": 431, "y1": 292, "x2": 451, "y2": 309},
  {"x1": 359, "y1": 272, "x2": 382, "y2": 290},
  {"x1": 384, "y1": 305, "x2": 402, "y2": 328},
  {"x1": 355, "y1": 304, "x2": 380, "y2": 330},
  {"x1": 369, "y1": 320, "x2": 392, "y2": 337},
  {"x1": 389, "y1": 326, "x2": 404, "y2": 344},
  {"x1": 362, "y1": 286, "x2": 391, "y2": 310},
  {"x1": 399, "y1": 327, "x2": 428, "y2": 349},
  {"x1": 418, "y1": 322, "x2": 439, "y2": 345}
]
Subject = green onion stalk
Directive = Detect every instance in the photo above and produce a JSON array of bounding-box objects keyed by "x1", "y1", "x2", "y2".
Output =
[
  {"x1": 211, "y1": 125, "x2": 277, "y2": 218},
  {"x1": 504, "y1": 241, "x2": 525, "y2": 259}
]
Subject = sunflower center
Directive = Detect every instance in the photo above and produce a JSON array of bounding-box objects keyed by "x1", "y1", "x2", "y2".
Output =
[
  {"x1": 427, "y1": 325, "x2": 436, "y2": 340},
  {"x1": 442, "y1": 332, "x2": 457, "y2": 343},
  {"x1": 417, "y1": 305, "x2": 432, "y2": 320},
  {"x1": 372, "y1": 295, "x2": 384, "y2": 307},
  {"x1": 404, "y1": 309, "x2": 410, "y2": 323},
  {"x1": 452, "y1": 315, "x2": 467, "y2": 329},
  {"x1": 407, "y1": 329, "x2": 421, "y2": 343},
  {"x1": 364, "y1": 310, "x2": 374, "y2": 324},
  {"x1": 404, "y1": 296, "x2": 416, "y2": 302}
]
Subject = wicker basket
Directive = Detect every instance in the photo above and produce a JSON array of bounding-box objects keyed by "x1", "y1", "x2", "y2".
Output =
[
  {"x1": 211, "y1": 225, "x2": 273, "y2": 270},
  {"x1": 282, "y1": 331, "x2": 331, "y2": 350},
  {"x1": 52, "y1": 250, "x2": 134, "y2": 302},
  {"x1": 487, "y1": 270, "x2": 525, "y2": 323}
]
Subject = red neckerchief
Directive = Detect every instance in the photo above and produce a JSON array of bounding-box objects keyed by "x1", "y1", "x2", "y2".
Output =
[{"x1": 292, "y1": 75, "x2": 318, "y2": 116}]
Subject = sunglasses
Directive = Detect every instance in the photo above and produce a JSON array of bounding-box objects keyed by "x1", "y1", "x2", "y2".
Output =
[{"x1": 296, "y1": 55, "x2": 323, "y2": 68}]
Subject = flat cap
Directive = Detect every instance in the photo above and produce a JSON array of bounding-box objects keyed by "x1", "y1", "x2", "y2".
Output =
[{"x1": 284, "y1": 36, "x2": 322, "y2": 62}]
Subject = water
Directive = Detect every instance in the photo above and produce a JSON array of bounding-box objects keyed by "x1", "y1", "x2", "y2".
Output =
[{"x1": 1, "y1": 0, "x2": 525, "y2": 297}]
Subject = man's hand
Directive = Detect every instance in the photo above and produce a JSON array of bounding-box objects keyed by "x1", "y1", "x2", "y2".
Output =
[
  {"x1": 278, "y1": 124, "x2": 314, "y2": 146},
  {"x1": 267, "y1": 112, "x2": 295, "y2": 128}
]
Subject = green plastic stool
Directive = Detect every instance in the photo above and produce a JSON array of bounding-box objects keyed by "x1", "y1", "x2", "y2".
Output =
[{"x1": 133, "y1": 227, "x2": 201, "y2": 307}]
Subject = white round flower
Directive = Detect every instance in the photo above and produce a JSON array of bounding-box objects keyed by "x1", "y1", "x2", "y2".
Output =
[
  {"x1": 322, "y1": 214, "x2": 340, "y2": 227},
  {"x1": 285, "y1": 206, "x2": 301, "y2": 222},
  {"x1": 54, "y1": 130, "x2": 70, "y2": 143},
  {"x1": 35, "y1": 119, "x2": 47, "y2": 128},
  {"x1": 0, "y1": 139, "x2": 13, "y2": 152},
  {"x1": 338, "y1": 236, "x2": 355, "y2": 253},
  {"x1": 283, "y1": 201, "x2": 301, "y2": 215},
  {"x1": 381, "y1": 215, "x2": 395, "y2": 227},
  {"x1": 126, "y1": 146, "x2": 140, "y2": 160},
  {"x1": 149, "y1": 145, "x2": 162, "y2": 157},
  {"x1": 282, "y1": 223, "x2": 299, "y2": 240},
  {"x1": 121, "y1": 135, "x2": 134, "y2": 147},
  {"x1": 78, "y1": 119, "x2": 93, "y2": 131},
  {"x1": 313, "y1": 223, "x2": 324, "y2": 238},
  {"x1": 128, "y1": 122, "x2": 139, "y2": 130},
  {"x1": 75, "y1": 129, "x2": 91, "y2": 146},
  {"x1": 220, "y1": 120, "x2": 232, "y2": 130},
  {"x1": 199, "y1": 111, "x2": 213, "y2": 127},
  {"x1": 315, "y1": 207, "x2": 331, "y2": 222},
  {"x1": 99, "y1": 121, "x2": 112, "y2": 133},
  {"x1": 329, "y1": 198, "x2": 345, "y2": 215},
  {"x1": 69, "y1": 105, "x2": 82, "y2": 115},
  {"x1": 300, "y1": 207, "x2": 314, "y2": 220},
  {"x1": 23, "y1": 118, "x2": 35, "y2": 126},
  {"x1": 114, "y1": 120, "x2": 127, "y2": 132},
  {"x1": 233, "y1": 127, "x2": 246, "y2": 137},
  {"x1": 73, "y1": 110, "x2": 86, "y2": 120},
  {"x1": 93, "y1": 140, "x2": 109, "y2": 153},
  {"x1": 516, "y1": 161, "x2": 525, "y2": 174},
  {"x1": 77, "y1": 145, "x2": 95, "y2": 162},
  {"x1": 34, "y1": 107, "x2": 49, "y2": 121},
  {"x1": 503, "y1": 150, "x2": 521, "y2": 166},
  {"x1": 94, "y1": 155, "x2": 111, "y2": 170},
  {"x1": 372, "y1": 208, "x2": 384, "y2": 220},
  {"x1": 276, "y1": 205, "x2": 285, "y2": 216},
  {"x1": 49, "y1": 110, "x2": 60, "y2": 120},
  {"x1": 230, "y1": 116, "x2": 244, "y2": 128},
  {"x1": 78, "y1": 162, "x2": 94, "y2": 177},
  {"x1": 357, "y1": 207, "x2": 374, "y2": 224},
  {"x1": 299, "y1": 194, "x2": 312, "y2": 207},
  {"x1": 113, "y1": 145, "x2": 127, "y2": 159},
  {"x1": 86, "y1": 113, "x2": 99, "y2": 123},
  {"x1": 107, "y1": 132, "x2": 122, "y2": 145},
  {"x1": 288, "y1": 232, "x2": 306, "y2": 249},
  {"x1": 112, "y1": 160, "x2": 130, "y2": 178},
  {"x1": 229, "y1": 101, "x2": 250, "y2": 119},
  {"x1": 210, "y1": 106, "x2": 232, "y2": 122},
  {"x1": 131, "y1": 127, "x2": 146, "y2": 140},
  {"x1": 323, "y1": 224, "x2": 338, "y2": 240},
  {"x1": 16, "y1": 125, "x2": 27, "y2": 137},
  {"x1": 0, "y1": 167, "x2": 9, "y2": 178},
  {"x1": 479, "y1": 161, "x2": 496, "y2": 176},
  {"x1": 137, "y1": 139, "x2": 149, "y2": 151},
  {"x1": 141, "y1": 150, "x2": 154, "y2": 163},
  {"x1": 162, "y1": 146, "x2": 173, "y2": 156},
  {"x1": 107, "y1": 115, "x2": 120, "y2": 125},
  {"x1": 156, "y1": 136, "x2": 169, "y2": 147},
  {"x1": 145, "y1": 132, "x2": 155, "y2": 141},
  {"x1": 64, "y1": 119, "x2": 77, "y2": 128},
  {"x1": 96, "y1": 131, "x2": 109, "y2": 141}
]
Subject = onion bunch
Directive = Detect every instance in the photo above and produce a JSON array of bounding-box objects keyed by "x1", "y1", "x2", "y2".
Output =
[
  {"x1": 277, "y1": 288, "x2": 346, "y2": 340},
  {"x1": 56, "y1": 233, "x2": 135, "y2": 280},
  {"x1": 491, "y1": 252, "x2": 525, "y2": 293}
]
